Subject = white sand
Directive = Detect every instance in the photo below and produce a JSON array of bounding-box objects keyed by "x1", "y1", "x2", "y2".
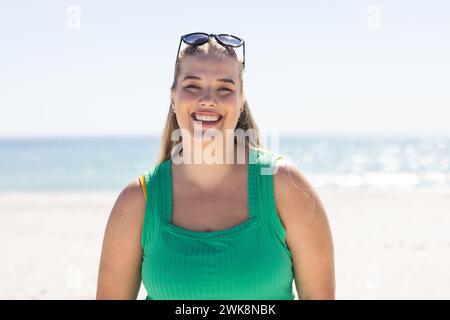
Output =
[{"x1": 1, "y1": 190, "x2": 449, "y2": 299}]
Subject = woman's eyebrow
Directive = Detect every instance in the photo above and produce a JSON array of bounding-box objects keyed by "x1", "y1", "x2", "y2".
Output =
[
  {"x1": 183, "y1": 75, "x2": 235, "y2": 85},
  {"x1": 217, "y1": 78, "x2": 235, "y2": 85},
  {"x1": 183, "y1": 75, "x2": 201, "y2": 81}
]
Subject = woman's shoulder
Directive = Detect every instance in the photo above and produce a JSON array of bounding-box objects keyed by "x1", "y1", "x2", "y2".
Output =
[
  {"x1": 272, "y1": 157, "x2": 313, "y2": 193},
  {"x1": 272, "y1": 156, "x2": 327, "y2": 228},
  {"x1": 119, "y1": 178, "x2": 146, "y2": 207},
  {"x1": 107, "y1": 178, "x2": 146, "y2": 229}
]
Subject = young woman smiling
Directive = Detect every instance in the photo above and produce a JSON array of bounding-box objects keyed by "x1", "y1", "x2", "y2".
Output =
[{"x1": 96, "y1": 32, "x2": 335, "y2": 300}]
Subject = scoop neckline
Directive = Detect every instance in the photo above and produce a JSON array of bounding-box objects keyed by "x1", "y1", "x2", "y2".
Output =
[{"x1": 162, "y1": 147, "x2": 259, "y2": 239}]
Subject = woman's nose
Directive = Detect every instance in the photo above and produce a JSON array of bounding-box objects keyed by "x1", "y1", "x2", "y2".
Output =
[{"x1": 199, "y1": 88, "x2": 217, "y2": 106}]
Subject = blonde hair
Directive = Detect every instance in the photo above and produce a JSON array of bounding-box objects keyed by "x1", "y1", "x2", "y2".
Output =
[{"x1": 155, "y1": 36, "x2": 266, "y2": 165}]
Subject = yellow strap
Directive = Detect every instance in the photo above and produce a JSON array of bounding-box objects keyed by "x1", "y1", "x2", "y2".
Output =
[{"x1": 138, "y1": 175, "x2": 147, "y2": 201}]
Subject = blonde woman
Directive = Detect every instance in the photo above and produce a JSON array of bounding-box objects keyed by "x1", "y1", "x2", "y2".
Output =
[{"x1": 96, "y1": 32, "x2": 335, "y2": 300}]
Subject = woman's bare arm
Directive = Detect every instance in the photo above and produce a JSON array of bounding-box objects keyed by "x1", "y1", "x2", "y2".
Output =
[
  {"x1": 274, "y1": 159, "x2": 336, "y2": 300},
  {"x1": 96, "y1": 178, "x2": 146, "y2": 299}
]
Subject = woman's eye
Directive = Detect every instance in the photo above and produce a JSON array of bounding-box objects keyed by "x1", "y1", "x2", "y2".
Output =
[{"x1": 185, "y1": 85, "x2": 232, "y2": 93}]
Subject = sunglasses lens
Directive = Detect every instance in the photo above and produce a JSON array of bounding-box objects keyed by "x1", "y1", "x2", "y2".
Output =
[
  {"x1": 217, "y1": 34, "x2": 243, "y2": 47},
  {"x1": 183, "y1": 33, "x2": 209, "y2": 45}
]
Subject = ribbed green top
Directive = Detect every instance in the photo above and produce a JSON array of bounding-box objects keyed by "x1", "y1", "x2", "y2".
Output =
[{"x1": 140, "y1": 147, "x2": 295, "y2": 300}]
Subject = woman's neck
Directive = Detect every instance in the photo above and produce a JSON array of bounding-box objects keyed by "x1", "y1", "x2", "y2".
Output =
[{"x1": 173, "y1": 142, "x2": 248, "y2": 192}]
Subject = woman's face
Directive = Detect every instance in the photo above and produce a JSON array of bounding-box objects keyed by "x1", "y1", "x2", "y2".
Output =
[{"x1": 171, "y1": 55, "x2": 243, "y2": 143}]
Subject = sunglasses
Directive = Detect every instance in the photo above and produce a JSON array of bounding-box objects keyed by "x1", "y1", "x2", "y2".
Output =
[{"x1": 175, "y1": 32, "x2": 245, "y2": 69}]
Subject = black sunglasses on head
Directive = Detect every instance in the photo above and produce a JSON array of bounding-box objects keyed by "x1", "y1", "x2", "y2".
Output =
[{"x1": 175, "y1": 32, "x2": 245, "y2": 69}]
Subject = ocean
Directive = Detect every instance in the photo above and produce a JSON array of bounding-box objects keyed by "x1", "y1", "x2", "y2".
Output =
[{"x1": 0, "y1": 135, "x2": 449, "y2": 192}]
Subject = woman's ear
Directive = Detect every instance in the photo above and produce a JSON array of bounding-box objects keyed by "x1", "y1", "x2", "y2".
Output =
[
  {"x1": 170, "y1": 91, "x2": 175, "y2": 112},
  {"x1": 170, "y1": 88, "x2": 175, "y2": 104}
]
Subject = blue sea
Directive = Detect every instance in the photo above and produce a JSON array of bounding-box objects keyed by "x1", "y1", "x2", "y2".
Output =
[{"x1": 1, "y1": 135, "x2": 449, "y2": 192}]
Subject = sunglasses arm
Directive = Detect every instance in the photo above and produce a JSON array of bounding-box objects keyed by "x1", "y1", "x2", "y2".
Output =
[
  {"x1": 174, "y1": 38, "x2": 183, "y2": 70},
  {"x1": 243, "y1": 42, "x2": 246, "y2": 69}
]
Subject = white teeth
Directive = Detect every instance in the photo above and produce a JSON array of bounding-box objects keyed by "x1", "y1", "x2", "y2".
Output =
[{"x1": 193, "y1": 113, "x2": 220, "y2": 122}]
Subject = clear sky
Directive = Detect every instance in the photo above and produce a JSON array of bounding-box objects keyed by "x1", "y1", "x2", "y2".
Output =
[{"x1": 1, "y1": 0, "x2": 449, "y2": 138}]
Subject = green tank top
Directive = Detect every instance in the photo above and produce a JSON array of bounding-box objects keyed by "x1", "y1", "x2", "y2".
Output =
[{"x1": 140, "y1": 147, "x2": 295, "y2": 300}]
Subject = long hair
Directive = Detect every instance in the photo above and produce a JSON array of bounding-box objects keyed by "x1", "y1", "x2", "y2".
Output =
[{"x1": 155, "y1": 36, "x2": 266, "y2": 165}]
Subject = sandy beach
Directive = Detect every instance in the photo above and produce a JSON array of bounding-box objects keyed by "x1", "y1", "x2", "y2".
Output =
[{"x1": 1, "y1": 189, "x2": 449, "y2": 300}]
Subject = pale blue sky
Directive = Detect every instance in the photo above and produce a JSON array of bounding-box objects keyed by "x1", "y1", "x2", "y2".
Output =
[{"x1": 1, "y1": 0, "x2": 449, "y2": 137}]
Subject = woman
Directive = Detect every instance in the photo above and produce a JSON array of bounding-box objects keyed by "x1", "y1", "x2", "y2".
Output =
[{"x1": 96, "y1": 32, "x2": 335, "y2": 300}]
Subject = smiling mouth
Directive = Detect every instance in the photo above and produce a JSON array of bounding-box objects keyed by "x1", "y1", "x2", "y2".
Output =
[{"x1": 190, "y1": 113, "x2": 224, "y2": 124}]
